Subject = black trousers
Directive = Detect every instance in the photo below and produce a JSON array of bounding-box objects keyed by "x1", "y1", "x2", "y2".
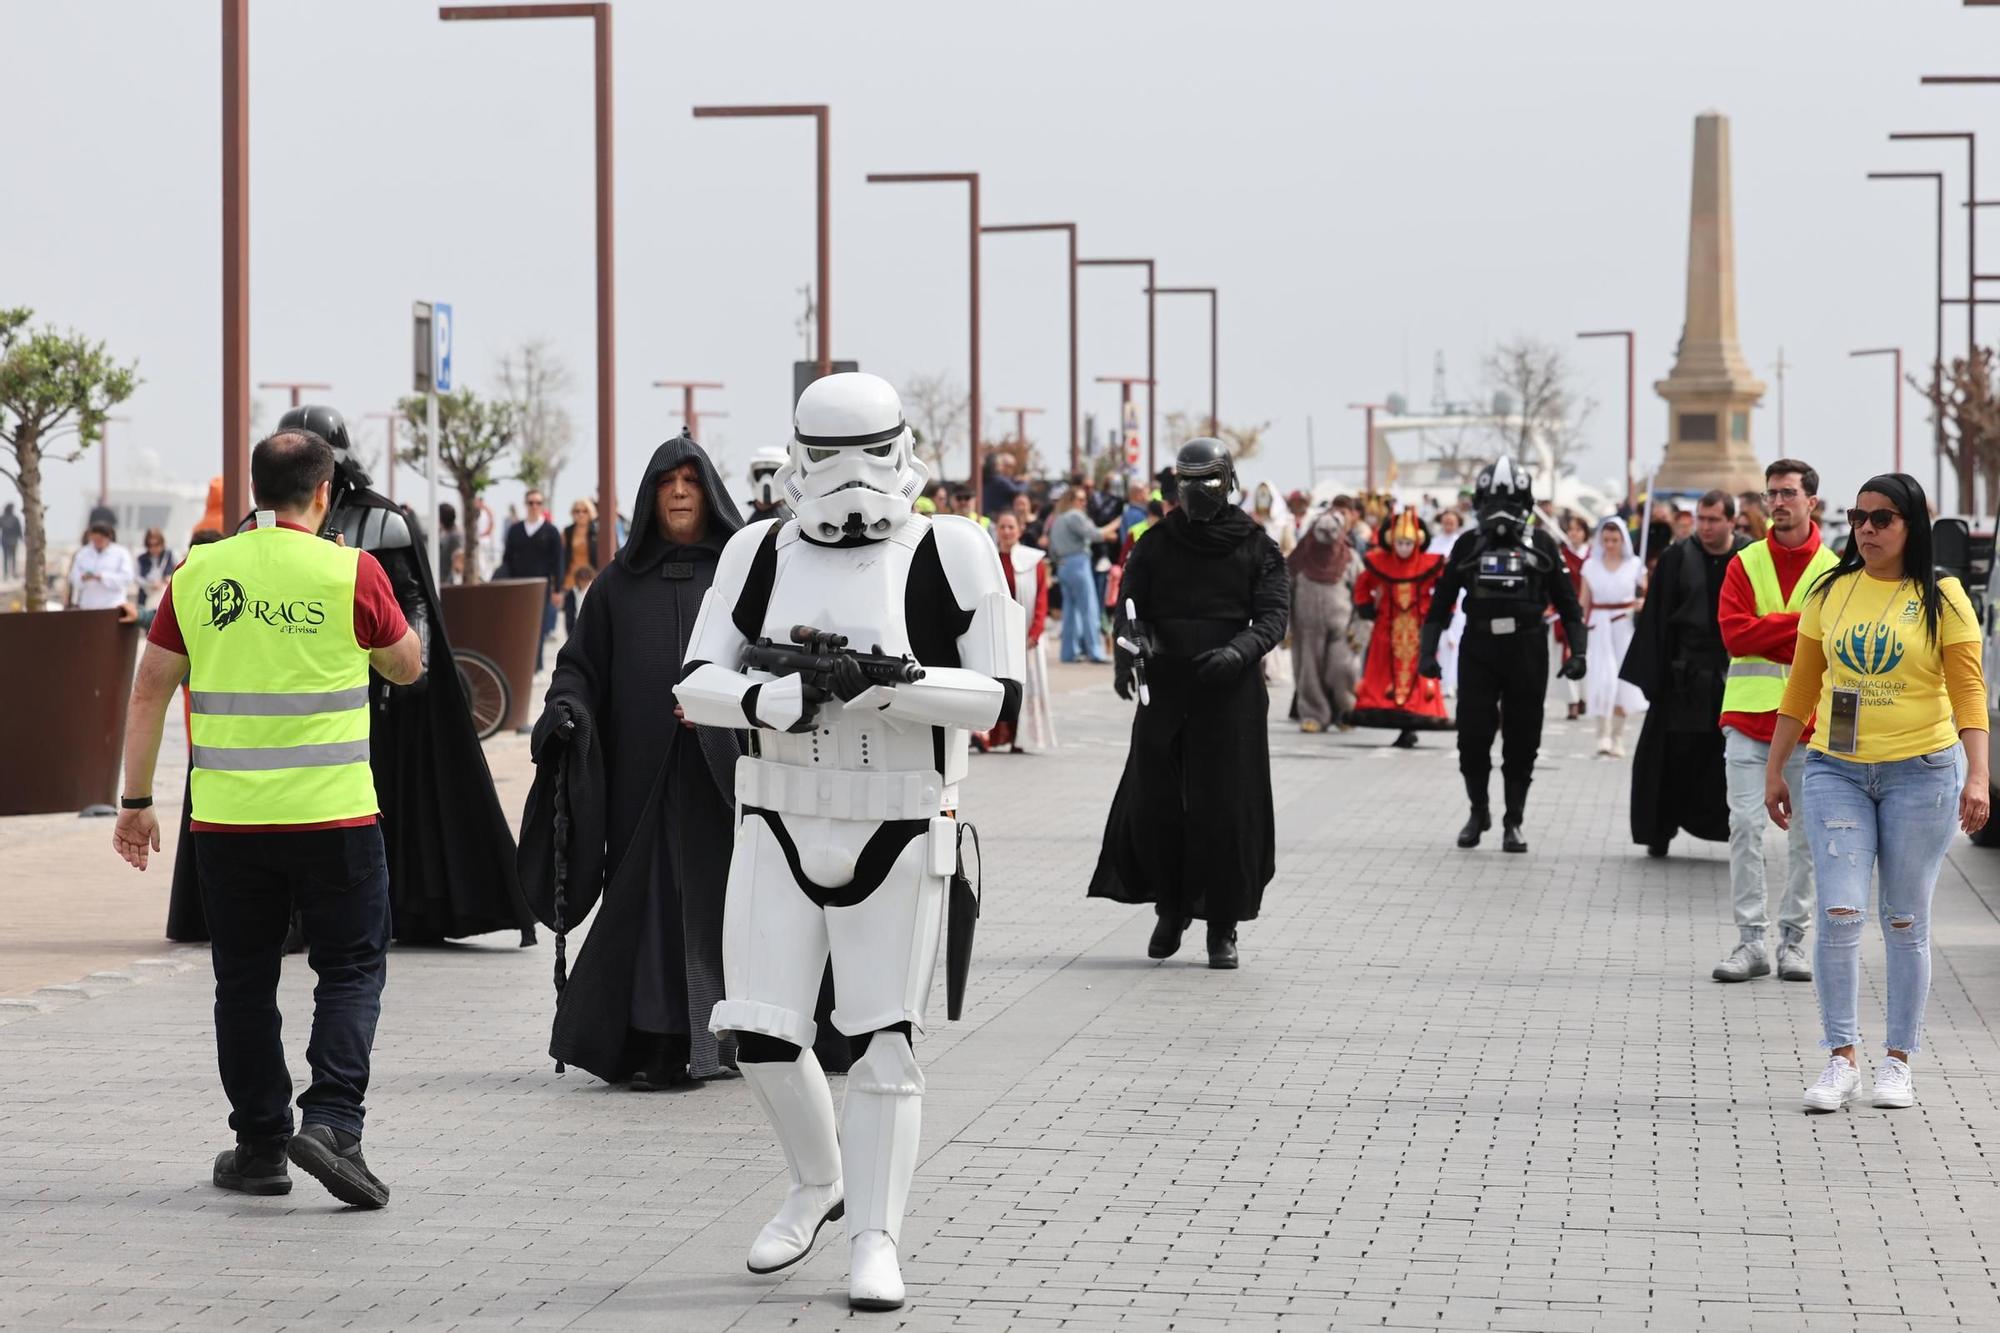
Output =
[
  {"x1": 1454, "y1": 628, "x2": 1549, "y2": 811},
  {"x1": 195, "y1": 824, "x2": 391, "y2": 1142}
]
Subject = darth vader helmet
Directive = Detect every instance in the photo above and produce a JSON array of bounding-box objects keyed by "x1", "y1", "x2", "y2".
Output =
[
  {"x1": 1174, "y1": 437, "x2": 1237, "y2": 523},
  {"x1": 780, "y1": 372, "x2": 928, "y2": 543},
  {"x1": 279, "y1": 404, "x2": 370, "y2": 491}
]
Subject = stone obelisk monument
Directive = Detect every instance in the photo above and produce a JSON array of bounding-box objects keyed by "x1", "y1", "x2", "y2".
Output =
[{"x1": 1654, "y1": 112, "x2": 1766, "y2": 493}]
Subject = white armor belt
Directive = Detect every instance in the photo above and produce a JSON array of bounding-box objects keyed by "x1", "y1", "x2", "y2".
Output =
[{"x1": 735, "y1": 756, "x2": 943, "y2": 822}]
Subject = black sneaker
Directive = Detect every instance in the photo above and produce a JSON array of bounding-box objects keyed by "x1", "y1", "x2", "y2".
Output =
[
  {"x1": 213, "y1": 1136, "x2": 291, "y2": 1196},
  {"x1": 287, "y1": 1124, "x2": 389, "y2": 1209}
]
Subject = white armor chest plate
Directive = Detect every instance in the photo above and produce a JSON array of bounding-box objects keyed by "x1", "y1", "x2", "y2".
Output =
[{"x1": 751, "y1": 536, "x2": 957, "y2": 782}]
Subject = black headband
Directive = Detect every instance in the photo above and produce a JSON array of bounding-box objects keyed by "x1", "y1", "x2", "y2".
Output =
[{"x1": 794, "y1": 421, "x2": 907, "y2": 449}]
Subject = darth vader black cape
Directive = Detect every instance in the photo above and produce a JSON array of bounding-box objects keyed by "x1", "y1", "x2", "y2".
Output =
[
  {"x1": 165, "y1": 484, "x2": 538, "y2": 944},
  {"x1": 1088, "y1": 507, "x2": 1289, "y2": 923},
  {"x1": 1620, "y1": 532, "x2": 1746, "y2": 850}
]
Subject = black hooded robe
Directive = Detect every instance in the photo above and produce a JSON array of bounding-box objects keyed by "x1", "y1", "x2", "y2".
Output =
[
  {"x1": 166, "y1": 484, "x2": 537, "y2": 945},
  {"x1": 1621, "y1": 533, "x2": 1746, "y2": 850},
  {"x1": 519, "y1": 434, "x2": 856, "y2": 1083},
  {"x1": 1088, "y1": 508, "x2": 1289, "y2": 923}
]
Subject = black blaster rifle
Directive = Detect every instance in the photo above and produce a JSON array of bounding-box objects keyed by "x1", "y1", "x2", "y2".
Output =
[{"x1": 740, "y1": 624, "x2": 928, "y2": 687}]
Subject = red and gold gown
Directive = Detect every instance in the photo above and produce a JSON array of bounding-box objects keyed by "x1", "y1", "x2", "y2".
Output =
[{"x1": 1349, "y1": 521, "x2": 1452, "y2": 732}]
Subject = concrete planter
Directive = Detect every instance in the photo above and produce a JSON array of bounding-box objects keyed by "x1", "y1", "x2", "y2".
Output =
[
  {"x1": 0, "y1": 610, "x2": 142, "y2": 815},
  {"x1": 439, "y1": 577, "x2": 547, "y2": 734}
]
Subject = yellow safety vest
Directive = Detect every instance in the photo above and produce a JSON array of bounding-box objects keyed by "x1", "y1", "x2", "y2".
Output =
[
  {"x1": 173, "y1": 524, "x2": 378, "y2": 826},
  {"x1": 1720, "y1": 537, "x2": 1840, "y2": 715}
]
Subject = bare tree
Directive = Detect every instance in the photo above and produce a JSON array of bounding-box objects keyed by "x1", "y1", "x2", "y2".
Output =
[
  {"x1": 397, "y1": 388, "x2": 518, "y2": 584},
  {"x1": 1914, "y1": 349, "x2": 2000, "y2": 508},
  {"x1": 1482, "y1": 336, "x2": 1595, "y2": 476},
  {"x1": 1164, "y1": 407, "x2": 1270, "y2": 464},
  {"x1": 901, "y1": 371, "x2": 968, "y2": 475},
  {"x1": 497, "y1": 339, "x2": 575, "y2": 501}
]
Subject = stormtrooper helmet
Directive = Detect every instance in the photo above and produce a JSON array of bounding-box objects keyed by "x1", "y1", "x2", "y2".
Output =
[
  {"x1": 747, "y1": 446, "x2": 788, "y2": 509},
  {"x1": 782, "y1": 372, "x2": 928, "y2": 543}
]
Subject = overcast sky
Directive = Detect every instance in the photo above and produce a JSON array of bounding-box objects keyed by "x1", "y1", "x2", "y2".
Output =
[{"x1": 4, "y1": 0, "x2": 1990, "y2": 534}]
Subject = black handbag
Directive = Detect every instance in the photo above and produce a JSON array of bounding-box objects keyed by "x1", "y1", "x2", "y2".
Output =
[{"x1": 946, "y1": 821, "x2": 981, "y2": 1021}]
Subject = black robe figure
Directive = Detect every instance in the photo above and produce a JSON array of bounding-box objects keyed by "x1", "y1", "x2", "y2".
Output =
[
  {"x1": 1088, "y1": 439, "x2": 1289, "y2": 969},
  {"x1": 166, "y1": 406, "x2": 536, "y2": 946},
  {"x1": 519, "y1": 433, "x2": 743, "y2": 1086},
  {"x1": 1620, "y1": 528, "x2": 1746, "y2": 855}
]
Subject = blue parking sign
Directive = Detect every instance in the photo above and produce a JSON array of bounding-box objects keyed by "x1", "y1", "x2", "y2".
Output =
[{"x1": 434, "y1": 302, "x2": 453, "y2": 391}]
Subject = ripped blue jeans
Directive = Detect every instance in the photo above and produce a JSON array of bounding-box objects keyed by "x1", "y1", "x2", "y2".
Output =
[{"x1": 1802, "y1": 743, "x2": 1964, "y2": 1055}]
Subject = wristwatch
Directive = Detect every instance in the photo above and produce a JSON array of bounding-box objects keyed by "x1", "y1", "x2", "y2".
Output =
[{"x1": 120, "y1": 795, "x2": 153, "y2": 810}]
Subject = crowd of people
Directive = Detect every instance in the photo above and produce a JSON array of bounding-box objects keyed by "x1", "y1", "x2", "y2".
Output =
[{"x1": 90, "y1": 372, "x2": 1996, "y2": 1314}]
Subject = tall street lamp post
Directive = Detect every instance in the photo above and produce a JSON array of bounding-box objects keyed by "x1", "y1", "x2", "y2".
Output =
[
  {"x1": 1575, "y1": 330, "x2": 1635, "y2": 508},
  {"x1": 1079, "y1": 258, "x2": 1156, "y2": 476},
  {"x1": 1149, "y1": 286, "x2": 1217, "y2": 437},
  {"x1": 981, "y1": 222, "x2": 1078, "y2": 473},
  {"x1": 1850, "y1": 347, "x2": 1906, "y2": 474},
  {"x1": 1348, "y1": 402, "x2": 1389, "y2": 496},
  {"x1": 865, "y1": 171, "x2": 982, "y2": 501},
  {"x1": 995, "y1": 405, "x2": 1042, "y2": 459},
  {"x1": 439, "y1": 3, "x2": 617, "y2": 569},
  {"x1": 1867, "y1": 170, "x2": 1947, "y2": 502},
  {"x1": 653, "y1": 379, "x2": 725, "y2": 444},
  {"x1": 692, "y1": 105, "x2": 831, "y2": 379},
  {"x1": 1889, "y1": 132, "x2": 1978, "y2": 511},
  {"x1": 221, "y1": 0, "x2": 250, "y2": 524}
]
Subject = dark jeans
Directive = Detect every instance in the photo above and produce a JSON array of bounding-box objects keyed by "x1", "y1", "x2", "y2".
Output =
[{"x1": 195, "y1": 824, "x2": 391, "y2": 1142}]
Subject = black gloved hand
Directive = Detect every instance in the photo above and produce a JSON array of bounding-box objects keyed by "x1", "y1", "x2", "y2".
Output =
[
  {"x1": 1559, "y1": 653, "x2": 1588, "y2": 682},
  {"x1": 1419, "y1": 655, "x2": 1442, "y2": 680},
  {"x1": 786, "y1": 680, "x2": 831, "y2": 732},
  {"x1": 1192, "y1": 644, "x2": 1247, "y2": 685},
  {"x1": 530, "y1": 700, "x2": 576, "y2": 763},
  {"x1": 824, "y1": 651, "x2": 870, "y2": 703},
  {"x1": 1114, "y1": 665, "x2": 1135, "y2": 700},
  {"x1": 1355, "y1": 603, "x2": 1378, "y2": 622}
]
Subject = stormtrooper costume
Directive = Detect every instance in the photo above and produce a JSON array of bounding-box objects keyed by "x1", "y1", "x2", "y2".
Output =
[
  {"x1": 747, "y1": 445, "x2": 791, "y2": 522},
  {"x1": 675, "y1": 372, "x2": 1024, "y2": 1312}
]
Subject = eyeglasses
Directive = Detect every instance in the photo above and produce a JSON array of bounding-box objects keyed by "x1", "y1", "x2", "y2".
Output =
[
  {"x1": 1764, "y1": 487, "x2": 1805, "y2": 503},
  {"x1": 525, "y1": 495, "x2": 544, "y2": 506},
  {"x1": 1846, "y1": 507, "x2": 1902, "y2": 531}
]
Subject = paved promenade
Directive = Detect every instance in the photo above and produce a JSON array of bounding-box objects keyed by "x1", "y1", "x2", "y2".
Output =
[{"x1": 5, "y1": 663, "x2": 2000, "y2": 1330}]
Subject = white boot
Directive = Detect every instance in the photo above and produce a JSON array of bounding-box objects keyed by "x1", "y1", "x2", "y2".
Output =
[
  {"x1": 843, "y1": 1032, "x2": 924, "y2": 1312},
  {"x1": 741, "y1": 1050, "x2": 845, "y2": 1275},
  {"x1": 1610, "y1": 713, "x2": 1628, "y2": 758},
  {"x1": 1595, "y1": 716, "x2": 1613, "y2": 756}
]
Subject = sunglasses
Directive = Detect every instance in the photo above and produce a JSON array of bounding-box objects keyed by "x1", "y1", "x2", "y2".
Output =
[
  {"x1": 1764, "y1": 487, "x2": 1806, "y2": 503},
  {"x1": 1846, "y1": 507, "x2": 1902, "y2": 531}
]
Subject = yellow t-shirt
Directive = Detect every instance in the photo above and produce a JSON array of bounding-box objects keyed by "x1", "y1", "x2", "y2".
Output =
[{"x1": 1797, "y1": 573, "x2": 1981, "y2": 762}]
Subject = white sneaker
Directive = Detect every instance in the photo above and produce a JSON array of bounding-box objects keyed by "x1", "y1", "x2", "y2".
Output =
[
  {"x1": 1802, "y1": 1055, "x2": 1861, "y2": 1113},
  {"x1": 1872, "y1": 1057, "x2": 1916, "y2": 1109}
]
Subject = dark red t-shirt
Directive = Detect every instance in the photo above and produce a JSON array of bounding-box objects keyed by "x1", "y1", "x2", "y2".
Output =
[{"x1": 149, "y1": 522, "x2": 410, "y2": 831}]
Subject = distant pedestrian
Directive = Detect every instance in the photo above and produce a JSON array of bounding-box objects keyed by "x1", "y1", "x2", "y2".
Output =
[
  {"x1": 67, "y1": 521, "x2": 135, "y2": 611},
  {"x1": 561, "y1": 497, "x2": 599, "y2": 636},
  {"x1": 1580, "y1": 517, "x2": 1647, "y2": 756},
  {"x1": 1047, "y1": 486, "x2": 1119, "y2": 663},
  {"x1": 435, "y1": 502, "x2": 461, "y2": 586},
  {"x1": 0, "y1": 502, "x2": 20, "y2": 580},
  {"x1": 1770, "y1": 473, "x2": 1989, "y2": 1114},
  {"x1": 1287, "y1": 501, "x2": 1358, "y2": 733},
  {"x1": 135, "y1": 528, "x2": 175, "y2": 610},
  {"x1": 111, "y1": 427, "x2": 422, "y2": 1207},
  {"x1": 496, "y1": 488, "x2": 565, "y2": 672},
  {"x1": 987, "y1": 510, "x2": 1053, "y2": 752}
]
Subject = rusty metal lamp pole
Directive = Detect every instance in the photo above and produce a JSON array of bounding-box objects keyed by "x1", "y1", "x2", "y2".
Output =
[
  {"x1": 866, "y1": 171, "x2": 982, "y2": 503},
  {"x1": 1348, "y1": 402, "x2": 1389, "y2": 496},
  {"x1": 1149, "y1": 286, "x2": 1217, "y2": 437},
  {"x1": 1850, "y1": 348, "x2": 1906, "y2": 474},
  {"x1": 363, "y1": 412, "x2": 402, "y2": 503},
  {"x1": 653, "y1": 380, "x2": 725, "y2": 443},
  {"x1": 994, "y1": 405, "x2": 1043, "y2": 460},
  {"x1": 440, "y1": 3, "x2": 616, "y2": 569},
  {"x1": 1079, "y1": 258, "x2": 1156, "y2": 476},
  {"x1": 1868, "y1": 171, "x2": 1947, "y2": 501},
  {"x1": 980, "y1": 222, "x2": 1078, "y2": 474},
  {"x1": 1575, "y1": 330, "x2": 1635, "y2": 508},
  {"x1": 692, "y1": 105, "x2": 831, "y2": 379},
  {"x1": 1890, "y1": 131, "x2": 1979, "y2": 508},
  {"x1": 221, "y1": 0, "x2": 250, "y2": 524}
]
